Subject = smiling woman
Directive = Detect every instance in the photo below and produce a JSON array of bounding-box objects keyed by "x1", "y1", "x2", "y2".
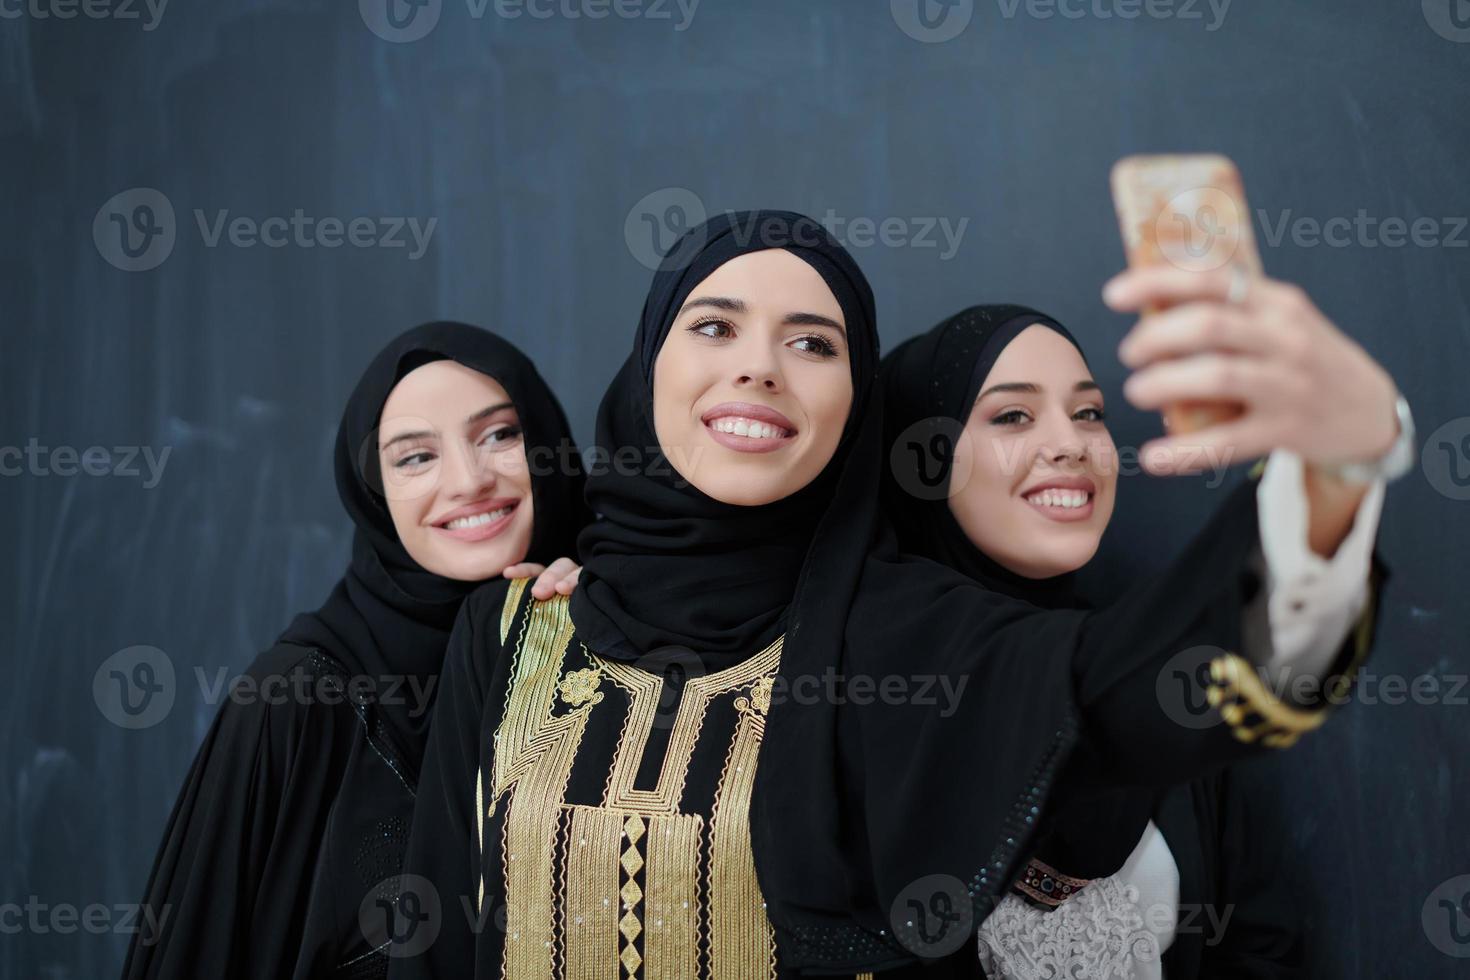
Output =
[
  {"x1": 880, "y1": 304, "x2": 1358, "y2": 977},
  {"x1": 121, "y1": 322, "x2": 591, "y2": 980}
]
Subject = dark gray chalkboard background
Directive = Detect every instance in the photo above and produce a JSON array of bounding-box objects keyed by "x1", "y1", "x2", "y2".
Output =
[{"x1": 3, "y1": 0, "x2": 1467, "y2": 976}]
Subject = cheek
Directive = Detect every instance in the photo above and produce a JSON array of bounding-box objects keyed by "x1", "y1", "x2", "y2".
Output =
[
  {"x1": 802, "y1": 368, "x2": 853, "y2": 446},
  {"x1": 954, "y1": 428, "x2": 1021, "y2": 498},
  {"x1": 494, "y1": 446, "x2": 530, "y2": 482},
  {"x1": 1089, "y1": 434, "x2": 1120, "y2": 494},
  {"x1": 383, "y1": 493, "x2": 423, "y2": 543}
]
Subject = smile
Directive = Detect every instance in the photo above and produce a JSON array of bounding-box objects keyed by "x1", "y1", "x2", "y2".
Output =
[
  {"x1": 1021, "y1": 482, "x2": 1096, "y2": 522},
  {"x1": 700, "y1": 403, "x2": 797, "y2": 454},
  {"x1": 432, "y1": 499, "x2": 520, "y2": 542}
]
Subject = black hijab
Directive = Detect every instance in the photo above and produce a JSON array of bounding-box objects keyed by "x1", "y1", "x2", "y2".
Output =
[
  {"x1": 280, "y1": 321, "x2": 590, "y2": 767},
  {"x1": 881, "y1": 305, "x2": 1157, "y2": 903},
  {"x1": 881, "y1": 305, "x2": 1088, "y2": 610},
  {"x1": 571, "y1": 210, "x2": 877, "y2": 664}
]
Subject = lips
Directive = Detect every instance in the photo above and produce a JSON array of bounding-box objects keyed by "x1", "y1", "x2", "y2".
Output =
[
  {"x1": 1020, "y1": 477, "x2": 1097, "y2": 522},
  {"x1": 700, "y1": 401, "x2": 797, "y2": 454},
  {"x1": 430, "y1": 497, "x2": 521, "y2": 542}
]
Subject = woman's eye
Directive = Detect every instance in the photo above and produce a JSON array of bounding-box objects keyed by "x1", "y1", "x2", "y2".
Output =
[
  {"x1": 687, "y1": 318, "x2": 734, "y2": 340},
  {"x1": 791, "y1": 334, "x2": 839, "y2": 358},
  {"x1": 1074, "y1": 407, "x2": 1107, "y2": 423},
  {"x1": 990, "y1": 409, "x2": 1032, "y2": 426},
  {"x1": 481, "y1": 424, "x2": 523, "y2": 447},
  {"x1": 393, "y1": 450, "x2": 436, "y2": 470}
]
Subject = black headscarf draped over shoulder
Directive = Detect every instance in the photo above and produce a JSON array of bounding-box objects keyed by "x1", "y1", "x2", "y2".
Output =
[
  {"x1": 573, "y1": 216, "x2": 1264, "y2": 973},
  {"x1": 881, "y1": 305, "x2": 1158, "y2": 904},
  {"x1": 571, "y1": 211, "x2": 878, "y2": 664},
  {"x1": 281, "y1": 321, "x2": 590, "y2": 765}
]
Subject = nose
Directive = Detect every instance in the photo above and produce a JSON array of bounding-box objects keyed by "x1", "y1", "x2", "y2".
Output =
[
  {"x1": 732, "y1": 338, "x2": 783, "y2": 393},
  {"x1": 1037, "y1": 414, "x2": 1088, "y2": 467},
  {"x1": 442, "y1": 438, "x2": 498, "y2": 499}
]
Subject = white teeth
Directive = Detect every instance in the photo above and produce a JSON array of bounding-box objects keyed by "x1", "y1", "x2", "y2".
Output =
[
  {"x1": 445, "y1": 505, "x2": 512, "y2": 530},
  {"x1": 1026, "y1": 489, "x2": 1090, "y2": 510},
  {"x1": 710, "y1": 417, "x2": 786, "y2": 439}
]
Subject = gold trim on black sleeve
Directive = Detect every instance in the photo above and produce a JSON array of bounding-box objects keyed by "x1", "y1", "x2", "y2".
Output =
[
  {"x1": 1206, "y1": 571, "x2": 1380, "y2": 749},
  {"x1": 1205, "y1": 652, "x2": 1328, "y2": 749}
]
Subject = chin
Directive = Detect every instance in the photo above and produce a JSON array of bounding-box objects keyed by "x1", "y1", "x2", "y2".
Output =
[
  {"x1": 435, "y1": 538, "x2": 531, "y2": 583},
  {"x1": 1036, "y1": 540, "x2": 1100, "y2": 578},
  {"x1": 690, "y1": 469, "x2": 807, "y2": 508}
]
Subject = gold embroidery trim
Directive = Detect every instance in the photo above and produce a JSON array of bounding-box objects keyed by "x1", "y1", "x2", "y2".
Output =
[
  {"x1": 492, "y1": 595, "x2": 581, "y2": 800},
  {"x1": 643, "y1": 812, "x2": 702, "y2": 980},
  {"x1": 475, "y1": 763, "x2": 485, "y2": 916},
  {"x1": 563, "y1": 806, "x2": 624, "y2": 980},
  {"x1": 559, "y1": 668, "x2": 606, "y2": 708},
  {"x1": 501, "y1": 576, "x2": 530, "y2": 645},
  {"x1": 1206, "y1": 652, "x2": 1329, "y2": 749},
  {"x1": 489, "y1": 594, "x2": 597, "y2": 980},
  {"x1": 1206, "y1": 569, "x2": 1378, "y2": 751},
  {"x1": 491, "y1": 607, "x2": 785, "y2": 978},
  {"x1": 709, "y1": 677, "x2": 779, "y2": 980},
  {"x1": 597, "y1": 637, "x2": 784, "y2": 815}
]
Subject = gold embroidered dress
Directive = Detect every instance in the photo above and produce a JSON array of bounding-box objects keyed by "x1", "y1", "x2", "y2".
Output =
[{"x1": 392, "y1": 578, "x2": 879, "y2": 980}]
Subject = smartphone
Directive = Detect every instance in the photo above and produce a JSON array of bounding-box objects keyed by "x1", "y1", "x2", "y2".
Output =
[{"x1": 1111, "y1": 154, "x2": 1263, "y2": 435}]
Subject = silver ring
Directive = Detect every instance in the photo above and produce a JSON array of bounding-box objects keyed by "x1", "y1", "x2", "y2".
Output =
[{"x1": 1227, "y1": 262, "x2": 1251, "y2": 305}]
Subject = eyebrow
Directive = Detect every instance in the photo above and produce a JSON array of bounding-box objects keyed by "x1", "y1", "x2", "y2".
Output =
[
  {"x1": 679, "y1": 295, "x2": 846, "y2": 334},
  {"x1": 379, "y1": 401, "x2": 516, "y2": 450},
  {"x1": 977, "y1": 380, "x2": 1101, "y2": 400}
]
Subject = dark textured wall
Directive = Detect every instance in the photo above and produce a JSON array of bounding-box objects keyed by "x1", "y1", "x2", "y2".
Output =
[{"x1": 3, "y1": 1, "x2": 1467, "y2": 976}]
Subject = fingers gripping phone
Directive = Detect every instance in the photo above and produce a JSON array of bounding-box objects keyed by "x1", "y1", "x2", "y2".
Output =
[{"x1": 1111, "y1": 154, "x2": 1264, "y2": 435}]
